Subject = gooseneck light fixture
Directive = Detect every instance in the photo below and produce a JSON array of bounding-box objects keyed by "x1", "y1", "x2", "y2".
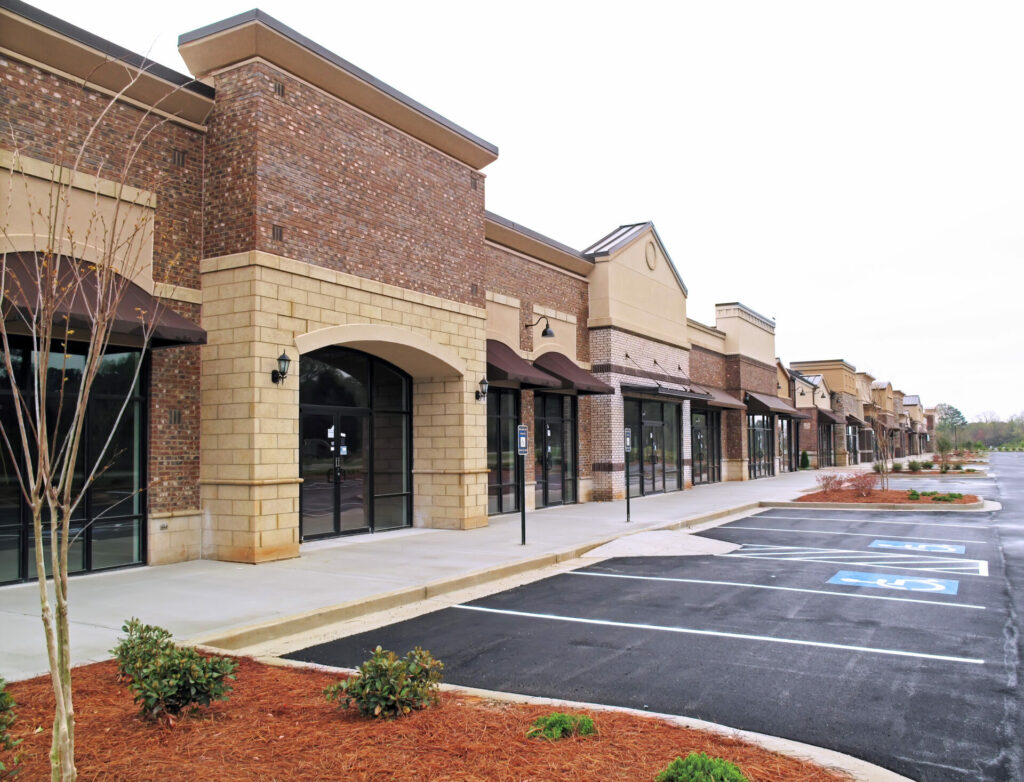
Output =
[
  {"x1": 525, "y1": 316, "x2": 555, "y2": 339},
  {"x1": 271, "y1": 351, "x2": 291, "y2": 384},
  {"x1": 476, "y1": 377, "x2": 489, "y2": 401}
]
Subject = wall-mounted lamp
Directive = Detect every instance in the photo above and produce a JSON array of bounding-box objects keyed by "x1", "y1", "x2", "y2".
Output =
[
  {"x1": 799, "y1": 388, "x2": 806, "y2": 396},
  {"x1": 777, "y1": 381, "x2": 782, "y2": 390},
  {"x1": 271, "y1": 351, "x2": 291, "y2": 384},
  {"x1": 475, "y1": 377, "x2": 489, "y2": 401},
  {"x1": 525, "y1": 316, "x2": 555, "y2": 338}
]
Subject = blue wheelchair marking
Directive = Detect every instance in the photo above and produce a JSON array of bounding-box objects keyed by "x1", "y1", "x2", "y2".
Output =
[
  {"x1": 869, "y1": 540, "x2": 966, "y2": 554},
  {"x1": 828, "y1": 570, "x2": 959, "y2": 595}
]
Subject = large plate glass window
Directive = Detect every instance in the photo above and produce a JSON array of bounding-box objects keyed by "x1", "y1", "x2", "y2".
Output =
[
  {"x1": 1, "y1": 343, "x2": 146, "y2": 585},
  {"x1": 625, "y1": 398, "x2": 683, "y2": 498},
  {"x1": 817, "y1": 421, "x2": 835, "y2": 468},
  {"x1": 691, "y1": 409, "x2": 722, "y2": 484},
  {"x1": 299, "y1": 347, "x2": 411, "y2": 539}
]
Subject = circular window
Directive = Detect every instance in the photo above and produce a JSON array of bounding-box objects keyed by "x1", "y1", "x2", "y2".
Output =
[{"x1": 645, "y1": 241, "x2": 657, "y2": 270}]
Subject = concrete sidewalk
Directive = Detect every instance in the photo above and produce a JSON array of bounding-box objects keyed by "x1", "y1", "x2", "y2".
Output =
[{"x1": 1, "y1": 466, "x2": 854, "y2": 681}]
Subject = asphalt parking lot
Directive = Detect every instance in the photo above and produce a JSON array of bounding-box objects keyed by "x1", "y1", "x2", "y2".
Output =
[{"x1": 288, "y1": 504, "x2": 1016, "y2": 782}]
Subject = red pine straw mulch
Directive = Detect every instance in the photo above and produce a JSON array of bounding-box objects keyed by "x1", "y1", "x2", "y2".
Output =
[
  {"x1": 3, "y1": 658, "x2": 851, "y2": 782},
  {"x1": 798, "y1": 489, "x2": 979, "y2": 504}
]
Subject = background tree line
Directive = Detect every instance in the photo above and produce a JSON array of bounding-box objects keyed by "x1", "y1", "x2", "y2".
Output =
[{"x1": 936, "y1": 403, "x2": 1024, "y2": 449}]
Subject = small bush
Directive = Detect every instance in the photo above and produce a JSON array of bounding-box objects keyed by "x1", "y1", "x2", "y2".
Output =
[
  {"x1": 815, "y1": 473, "x2": 845, "y2": 493},
  {"x1": 872, "y1": 462, "x2": 884, "y2": 473},
  {"x1": 325, "y1": 646, "x2": 443, "y2": 719},
  {"x1": 799, "y1": 450, "x2": 810, "y2": 469},
  {"x1": 922, "y1": 461, "x2": 934, "y2": 469},
  {"x1": 940, "y1": 464, "x2": 950, "y2": 474},
  {"x1": 0, "y1": 677, "x2": 22, "y2": 775},
  {"x1": 907, "y1": 461, "x2": 922, "y2": 473},
  {"x1": 908, "y1": 490, "x2": 921, "y2": 500},
  {"x1": 111, "y1": 618, "x2": 238, "y2": 721},
  {"x1": 921, "y1": 491, "x2": 938, "y2": 496},
  {"x1": 526, "y1": 712, "x2": 596, "y2": 740},
  {"x1": 848, "y1": 473, "x2": 876, "y2": 497},
  {"x1": 966, "y1": 468, "x2": 977, "y2": 473},
  {"x1": 953, "y1": 463, "x2": 963, "y2": 471},
  {"x1": 655, "y1": 752, "x2": 749, "y2": 782},
  {"x1": 891, "y1": 462, "x2": 903, "y2": 472}
]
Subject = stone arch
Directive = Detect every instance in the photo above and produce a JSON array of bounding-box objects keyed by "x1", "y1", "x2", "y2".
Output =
[{"x1": 294, "y1": 324, "x2": 466, "y2": 378}]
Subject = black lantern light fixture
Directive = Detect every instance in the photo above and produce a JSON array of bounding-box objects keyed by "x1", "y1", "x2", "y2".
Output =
[
  {"x1": 271, "y1": 351, "x2": 291, "y2": 384},
  {"x1": 525, "y1": 316, "x2": 555, "y2": 338},
  {"x1": 475, "y1": 377, "x2": 489, "y2": 401}
]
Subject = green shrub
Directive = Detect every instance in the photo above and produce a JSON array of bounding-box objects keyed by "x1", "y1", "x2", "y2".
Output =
[
  {"x1": 655, "y1": 752, "x2": 749, "y2": 782},
  {"x1": 921, "y1": 491, "x2": 938, "y2": 496},
  {"x1": 953, "y1": 463, "x2": 963, "y2": 471},
  {"x1": 940, "y1": 464, "x2": 950, "y2": 474},
  {"x1": 526, "y1": 712, "x2": 596, "y2": 740},
  {"x1": 799, "y1": 450, "x2": 810, "y2": 469},
  {"x1": 922, "y1": 461, "x2": 934, "y2": 469},
  {"x1": 891, "y1": 462, "x2": 903, "y2": 472},
  {"x1": 907, "y1": 461, "x2": 922, "y2": 472},
  {"x1": 872, "y1": 462, "x2": 884, "y2": 473},
  {"x1": 908, "y1": 490, "x2": 920, "y2": 500},
  {"x1": 325, "y1": 646, "x2": 443, "y2": 719},
  {"x1": 111, "y1": 618, "x2": 238, "y2": 721},
  {"x1": 0, "y1": 677, "x2": 22, "y2": 775}
]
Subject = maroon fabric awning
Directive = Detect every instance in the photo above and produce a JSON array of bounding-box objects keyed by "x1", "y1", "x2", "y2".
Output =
[
  {"x1": 846, "y1": 413, "x2": 866, "y2": 426},
  {"x1": 691, "y1": 385, "x2": 745, "y2": 410},
  {"x1": 746, "y1": 391, "x2": 808, "y2": 418},
  {"x1": 486, "y1": 340, "x2": 560, "y2": 388},
  {"x1": 532, "y1": 351, "x2": 614, "y2": 395},
  {"x1": 816, "y1": 407, "x2": 846, "y2": 425},
  {"x1": 2, "y1": 252, "x2": 206, "y2": 348}
]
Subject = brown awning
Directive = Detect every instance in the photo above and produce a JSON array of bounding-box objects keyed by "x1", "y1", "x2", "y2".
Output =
[
  {"x1": 745, "y1": 391, "x2": 808, "y2": 418},
  {"x1": 533, "y1": 351, "x2": 614, "y2": 395},
  {"x1": 3, "y1": 252, "x2": 206, "y2": 348},
  {"x1": 486, "y1": 340, "x2": 560, "y2": 388},
  {"x1": 691, "y1": 385, "x2": 745, "y2": 410},
  {"x1": 816, "y1": 408, "x2": 846, "y2": 425},
  {"x1": 621, "y1": 381, "x2": 710, "y2": 401},
  {"x1": 846, "y1": 414, "x2": 866, "y2": 426}
]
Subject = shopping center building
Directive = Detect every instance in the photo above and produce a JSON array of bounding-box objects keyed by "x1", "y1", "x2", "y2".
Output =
[{"x1": 0, "y1": 0, "x2": 936, "y2": 584}]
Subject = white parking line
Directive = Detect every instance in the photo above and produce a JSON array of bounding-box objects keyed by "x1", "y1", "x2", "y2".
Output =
[
  {"x1": 724, "y1": 544, "x2": 989, "y2": 576},
  {"x1": 758, "y1": 515, "x2": 984, "y2": 530},
  {"x1": 728, "y1": 526, "x2": 975, "y2": 544},
  {"x1": 570, "y1": 571, "x2": 986, "y2": 609},
  {"x1": 454, "y1": 604, "x2": 985, "y2": 665}
]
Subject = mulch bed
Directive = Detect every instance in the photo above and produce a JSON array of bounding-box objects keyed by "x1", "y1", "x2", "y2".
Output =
[
  {"x1": 2, "y1": 658, "x2": 850, "y2": 781},
  {"x1": 798, "y1": 489, "x2": 979, "y2": 504}
]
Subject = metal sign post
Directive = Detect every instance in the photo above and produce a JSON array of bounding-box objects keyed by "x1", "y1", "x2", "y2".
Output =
[
  {"x1": 624, "y1": 427, "x2": 632, "y2": 523},
  {"x1": 517, "y1": 424, "x2": 529, "y2": 545}
]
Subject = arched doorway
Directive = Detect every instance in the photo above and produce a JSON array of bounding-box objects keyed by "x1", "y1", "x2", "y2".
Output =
[{"x1": 299, "y1": 347, "x2": 412, "y2": 540}]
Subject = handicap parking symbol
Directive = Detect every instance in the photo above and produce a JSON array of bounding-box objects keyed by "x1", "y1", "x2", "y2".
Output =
[
  {"x1": 828, "y1": 570, "x2": 959, "y2": 595},
  {"x1": 869, "y1": 540, "x2": 966, "y2": 554}
]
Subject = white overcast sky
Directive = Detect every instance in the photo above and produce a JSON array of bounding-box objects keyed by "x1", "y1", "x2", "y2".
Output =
[{"x1": 29, "y1": 0, "x2": 1024, "y2": 420}]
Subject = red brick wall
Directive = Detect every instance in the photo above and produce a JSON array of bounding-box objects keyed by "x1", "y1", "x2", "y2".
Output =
[
  {"x1": 689, "y1": 346, "x2": 727, "y2": 388},
  {"x1": 206, "y1": 62, "x2": 488, "y2": 307},
  {"x1": 2, "y1": 55, "x2": 205, "y2": 514}
]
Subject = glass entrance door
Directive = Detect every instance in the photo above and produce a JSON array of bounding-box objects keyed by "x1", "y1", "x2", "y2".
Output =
[
  {"x1": 643, "y1": 423, "x2": 665, "y2": 494},
  {"x1": 300, "y1": 410, "x2": 370, "y2": 539},
  {"x1": 534, "y1": 393, "x2": 577, "y2": 508}
]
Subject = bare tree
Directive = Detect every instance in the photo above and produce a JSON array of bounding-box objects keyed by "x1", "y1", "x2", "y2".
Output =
[
  {"x1": 871, "y1": 417, "x2": 894, "y2": 492},
  {"x1": 1, "y1": 67, "x2": 169, "y2": 780}
]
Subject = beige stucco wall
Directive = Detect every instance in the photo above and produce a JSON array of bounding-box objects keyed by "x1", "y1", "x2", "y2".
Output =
[
  {"x1": 199, "y1": 250, "x2": 488, "y2": 564},
  {"x1": 814, "y1": 377, "x2": 833, "y2": 411},
  {"x1": 1, "y1": 151, "x2": 156, "y2": 292},
  {"x1": 485, "y1": 294, "x2": 520, "y2": 348},
  {"x1": 855, "y1": 372, "x2": 875, "y2": 406},
  {"x1": 588, "y1": 230, "x2": 688, "y2": 349},
  {"x1": 687, "y1": 319, "x2": 727, "y2": 353},
  {"x1": 714, "y1": 304, "x2": 775, "y2": 365},
  {"x1": 791, "y1": 360, "x2": 857, "y2": 396}
]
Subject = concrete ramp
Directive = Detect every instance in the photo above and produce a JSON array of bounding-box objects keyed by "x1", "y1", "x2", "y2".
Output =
[{"x1": 583, "y1": 531, "x2": 740, "y2": 558}]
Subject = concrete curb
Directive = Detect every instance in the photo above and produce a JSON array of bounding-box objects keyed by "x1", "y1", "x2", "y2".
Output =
[
  {"x1": 252, "y1": 655, "x2": 913, "y2": 782},
  {"x1": 189, "y1": 501, "x2": 762, "y2": 651},
  {"x1": 762, "y1": 500, "x2": 987, "y2": 511},
  {"x1": 886, "y1": 472, "x2": 988, "y2": 479}
]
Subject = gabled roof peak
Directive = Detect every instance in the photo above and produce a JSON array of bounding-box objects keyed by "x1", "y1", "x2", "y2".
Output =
[{"x1": 583, "y1": 221, "x2": 687, "y2": 295}]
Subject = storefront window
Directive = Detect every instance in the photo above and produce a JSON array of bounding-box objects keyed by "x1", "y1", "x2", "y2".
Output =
[
  {"x1": 691, "y1": 409, "x2": 722, "y2": 484},
  {"x1": 818, "y1": 423, "x2": 835, "y2": 467},
  {"x1": 0, "y1": 344, "x2": 146, "y2": 585}
]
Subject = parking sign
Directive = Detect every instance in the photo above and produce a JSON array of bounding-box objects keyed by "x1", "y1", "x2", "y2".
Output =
[{"x1": 517, "y1": 424, "x2": 528, "y2": 456}]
